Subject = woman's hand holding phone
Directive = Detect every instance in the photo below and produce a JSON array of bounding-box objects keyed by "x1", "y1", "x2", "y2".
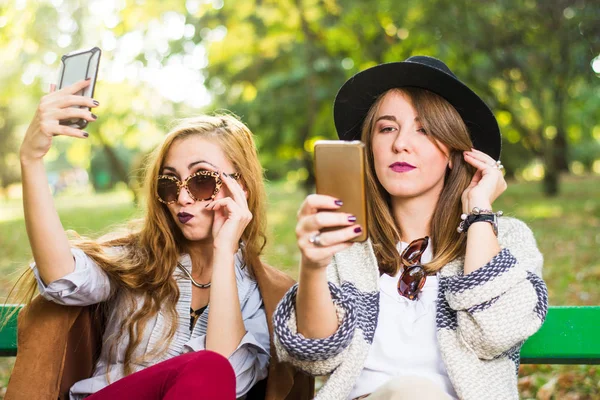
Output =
[
  {"x1": 20, "y1": 79, "x2": 98, "y2": 164},
  {"x1": 295, "y1": 194, "x2": 362, "y2": 339},
  {"x1": 296, "y1": 194, "x2": 363, "y2": 271}
]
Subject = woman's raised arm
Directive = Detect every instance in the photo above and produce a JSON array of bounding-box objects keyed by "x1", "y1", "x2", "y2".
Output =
[{"x1": 20, "y1": 79, "x2": 98, "y2": 285}]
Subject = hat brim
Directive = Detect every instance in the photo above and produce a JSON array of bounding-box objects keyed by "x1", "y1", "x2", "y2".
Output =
[{"x1": 333, "y1": 62, "x2": 501, "y2": 160}]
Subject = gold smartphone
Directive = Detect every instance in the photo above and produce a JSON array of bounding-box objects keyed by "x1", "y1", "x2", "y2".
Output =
[{"x1": 314, "y1": 140, "x2": 368, "y2": 242}]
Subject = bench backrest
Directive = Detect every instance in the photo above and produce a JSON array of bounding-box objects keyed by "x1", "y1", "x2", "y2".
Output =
[
  {"x1": 1, "y1": 305, "x2": 599, "y2": 363},
  {"x1": 520, "y1": 306, "x2": 600, "y2": 364}
]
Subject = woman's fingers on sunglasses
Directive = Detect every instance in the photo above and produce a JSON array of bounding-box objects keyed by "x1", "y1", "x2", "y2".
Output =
[
  {"x1": 298, "y1": 194, "x2": 343, "y2": 218},
  {"x1": 220, "y1": 172, "x2": 247, "y2": 206},
  {"x1": 205, "y1": 197, "x2": 235, "y2": 211},
  {"x1": 205, "y1": 197, "x2": 252, "y2": 220}
]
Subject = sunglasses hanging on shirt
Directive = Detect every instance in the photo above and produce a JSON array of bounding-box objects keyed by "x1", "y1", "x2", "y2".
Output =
[{"x1": 397, "y1": 236, "x2": 430, "y2": 301}]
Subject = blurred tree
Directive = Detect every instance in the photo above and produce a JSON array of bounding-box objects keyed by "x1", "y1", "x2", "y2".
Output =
[
  {"x1": 421, "y1": 0, "x2": 600, "y2": 195},
  {"x1": 0, "y1": 0, "x2": 194, "y2": 202},
  {"x1": 0, "y1": 107, "x2": 21, "y2": 195}
]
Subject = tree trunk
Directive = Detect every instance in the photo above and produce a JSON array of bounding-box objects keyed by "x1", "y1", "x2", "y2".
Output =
[
  {"x1": 542, "y1": 141, "x2": 559, "y2": 197},
  {"x1": 95, "y1": 132, "x2": 139, "y2": 204},
  {"x1": 554, "y1": 25, "x2": 570, "y2": 173},
  {"x1": 542, "y1": 166, "x2": 559, "y2": 197},
  {"x1": 553, "y1": 131, "x2": 569, "y2": 172},
  {"x1": 554, "y1": 77, "x2": 569, "y2": 173}
]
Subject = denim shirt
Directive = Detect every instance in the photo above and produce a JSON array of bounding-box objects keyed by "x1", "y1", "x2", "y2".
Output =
[{"x1": 32, "y1": 247, "x2": 270, "y2": 399}]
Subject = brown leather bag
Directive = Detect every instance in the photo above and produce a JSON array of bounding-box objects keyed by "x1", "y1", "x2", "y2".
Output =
[{"x1": 6, "y1": 297, "x2": 105, "y2": 400}]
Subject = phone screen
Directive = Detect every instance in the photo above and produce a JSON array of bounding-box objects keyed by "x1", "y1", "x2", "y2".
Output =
[
  {"x1": 57, "y1": 47, "x2": 101, "y2": 128},
  {"x1": 57, "y1": 47, "x2": 101, "y2": 95}
]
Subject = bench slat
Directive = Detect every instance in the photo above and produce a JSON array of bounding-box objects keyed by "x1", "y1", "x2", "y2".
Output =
[{"x1": 520, "y1": 306, "x2": 600, "y2": 364}]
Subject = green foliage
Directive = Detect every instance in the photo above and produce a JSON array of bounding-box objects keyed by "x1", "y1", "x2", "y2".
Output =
[
  {"x1": 1, "y1": 0, "x2": 599, "y2": 196},
  {"x1": 418, "y1": 0, "x2": 600, "y2": 193}
]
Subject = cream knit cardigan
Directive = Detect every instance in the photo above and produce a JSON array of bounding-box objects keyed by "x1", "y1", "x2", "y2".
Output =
[{"x1": 273, "y1": 217, "x2": 548, "y2": 400}]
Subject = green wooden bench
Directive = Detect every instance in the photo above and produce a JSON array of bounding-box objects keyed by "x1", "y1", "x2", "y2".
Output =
[{"x1": 1, "y1": 305, "x2": 599, "y2": 363}]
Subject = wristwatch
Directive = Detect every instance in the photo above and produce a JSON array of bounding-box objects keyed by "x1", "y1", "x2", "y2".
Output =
[{"x1": 466, "y1": 213, "x2": 499, "y2": 236}]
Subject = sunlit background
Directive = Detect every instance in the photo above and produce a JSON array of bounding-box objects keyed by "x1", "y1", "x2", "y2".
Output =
[{"x1": 1, "y1": 0, "x2": 600, "y2": 398}]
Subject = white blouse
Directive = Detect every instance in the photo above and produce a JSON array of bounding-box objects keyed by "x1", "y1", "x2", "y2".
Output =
[{"x1": 348, "y1": 242, "x2": 458, "y2": 399}]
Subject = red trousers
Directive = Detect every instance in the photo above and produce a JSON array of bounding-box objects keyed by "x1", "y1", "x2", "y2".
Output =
[{"x1": 86, "y1": 350, "x2": 236, "y2": 400}]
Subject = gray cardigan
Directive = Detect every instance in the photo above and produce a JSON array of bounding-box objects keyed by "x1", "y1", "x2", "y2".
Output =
[{"x1": 273, "y1": 217, "x2": 548, "y2": 400}]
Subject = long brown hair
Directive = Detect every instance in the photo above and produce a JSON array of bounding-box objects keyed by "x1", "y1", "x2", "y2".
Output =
[
  {"x1": 361, "y1": 88, "x2": 475, "y2": 275},
  {"x1": 9, "y1": 114, "x2": 267, "y2": 376}
]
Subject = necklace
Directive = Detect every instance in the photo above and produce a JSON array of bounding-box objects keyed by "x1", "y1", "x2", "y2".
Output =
[{"x1": 177, "y1": 262, "x2": 211, "y2": 289}]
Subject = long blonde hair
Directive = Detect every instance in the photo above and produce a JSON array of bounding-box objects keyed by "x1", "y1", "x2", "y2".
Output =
[
  {"x1": 362, "y1": 88, "x2": 476, "y2": 275},
  {"x1": 10, "y1": 114, "x2": 267, "y2": 376}
]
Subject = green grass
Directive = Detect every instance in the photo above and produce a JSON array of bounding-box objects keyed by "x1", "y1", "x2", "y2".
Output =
[
  {"x1": 1, "y1": 175, "x2": 599, "y2": 398},
  {"x1": 0, "y1": 190, "x2": 141, "y2": 295}
]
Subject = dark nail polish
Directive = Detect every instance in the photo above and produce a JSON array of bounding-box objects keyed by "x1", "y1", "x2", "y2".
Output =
[
  {"x1": 348, "y1": 215, "x2": 357, "y2": 223},
  {"x1": 354, "y1": 227, "x2": 362, "y2": 233},
  {"x1": 85, "y1": 77, "x2": 91, "y2": 81},
  {"x1": 335, "y1": 200, "x2": 343, "y2": 206},
  {"x1": 82, "y1": 132, "x2": 89, "y2": 138},
  {"x1": 91, "y1": 113, "x2": 97, "y2": 120},
  {"x1": 92, "y1": 100, "x2": 99, "y2": 106},
  {"x1": 223, "y1": 172, "x2": 229, "y2": 177}
]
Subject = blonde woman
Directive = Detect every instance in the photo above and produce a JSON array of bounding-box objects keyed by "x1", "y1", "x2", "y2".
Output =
[
  {"x1": 273, "y1": 56, "x2": 548, "y2": 399},
  {"x1": 7, "y1": 79, "x2": 313, "y2": 400}
]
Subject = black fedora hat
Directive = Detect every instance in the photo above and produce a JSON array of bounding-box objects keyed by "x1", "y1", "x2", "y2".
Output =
[{"x1": 333, "y1": 55, "x2": 501, "y2": 160}]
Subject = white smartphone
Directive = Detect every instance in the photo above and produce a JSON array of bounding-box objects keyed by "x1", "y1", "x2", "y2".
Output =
[{"x1": 57, "y1": 47, "x2": 101, "y2": 129}]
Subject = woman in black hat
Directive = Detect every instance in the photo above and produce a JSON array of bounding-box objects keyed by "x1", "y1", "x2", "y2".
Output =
[{"x1": 273, "y1": 56, "x2": 548, "y2": 399}]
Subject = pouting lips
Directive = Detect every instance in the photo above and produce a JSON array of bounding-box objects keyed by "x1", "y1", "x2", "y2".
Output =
[{"x1": 177, "y1": 212, "x2": 194, "y2": 224}]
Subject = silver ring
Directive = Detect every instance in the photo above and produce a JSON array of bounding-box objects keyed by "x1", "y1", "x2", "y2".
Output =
[{"x1": 309, "y1": 233, "x2": 322, "y2": 247}]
